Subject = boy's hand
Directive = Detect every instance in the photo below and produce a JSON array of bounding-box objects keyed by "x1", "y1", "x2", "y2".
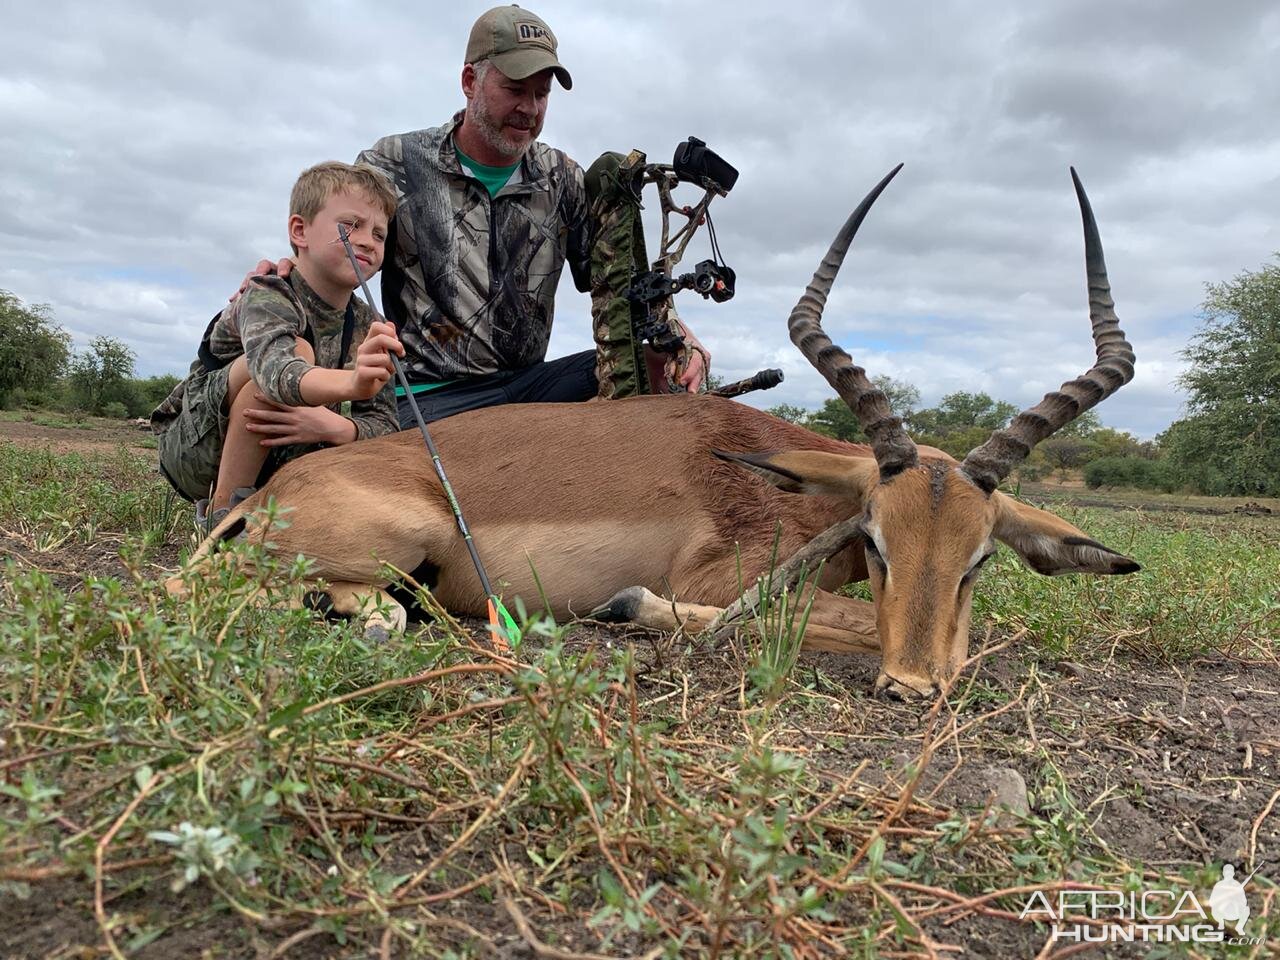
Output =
[
  {"x1": 244, "y1": 395, "x2": 355, "y2": 446},
  {"x1": 230, "y1": 257, "x2": 295, "y2": 302},
  {"x1": 349, "y1": 321, "x2": 403, "y2": 400}
]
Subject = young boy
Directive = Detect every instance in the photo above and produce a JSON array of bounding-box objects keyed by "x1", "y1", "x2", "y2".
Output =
[{"x1": 152, "y1": 161, "x2": 404, "y2": 527}]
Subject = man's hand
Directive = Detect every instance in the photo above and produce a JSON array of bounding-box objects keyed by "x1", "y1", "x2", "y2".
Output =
[
  {"x1": 244, "y1": 395, "x2": 356, "y2": 446},
  {"x1": 348, "y1": 321, "x2": 404, "y2": 400},
  {"x1": 678, "y1": 347, "x2": 707, "y2": 393},
  {"x1": 230, "y1": 257, "x2": 295, "y2": 302}
]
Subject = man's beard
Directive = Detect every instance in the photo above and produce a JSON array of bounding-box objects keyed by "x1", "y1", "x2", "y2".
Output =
[{"x1": 469, "y1": 91, "x2": 541, "y2": 160}]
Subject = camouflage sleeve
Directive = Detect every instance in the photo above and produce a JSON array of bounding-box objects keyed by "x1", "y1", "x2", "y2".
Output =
[
  {"x1": 355, "y1": 135, "x2": 408, "y2": 201},
  {"x1": 564, "y1": 158, "x2": 592, "y2": 294},
  {"x1": 238, "y1": 277, "x2": 312, "y2": 406},
  {"x1": 348, "y1": 379, "x2": 399, "y2": 441}
]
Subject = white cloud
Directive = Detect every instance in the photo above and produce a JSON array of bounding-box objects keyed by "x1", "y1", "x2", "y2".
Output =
[{"x1": 2, "y1": 0, "x2": 1277, "y2": 441}]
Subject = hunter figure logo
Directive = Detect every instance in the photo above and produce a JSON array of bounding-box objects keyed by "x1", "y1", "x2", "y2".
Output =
[
  {"x1": 1208, "y1": 863, "x2": 1254, "y2": 934},
  {"x1": 1019, "y1": 861, "x2": 1265, "y2": 945},
  {"x1": 515, "y1": 21, "x2": 554, "y2": 51}
]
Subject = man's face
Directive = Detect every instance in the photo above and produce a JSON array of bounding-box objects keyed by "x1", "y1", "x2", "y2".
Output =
[{"x1": 463, "y1": 63, "x2": 553, "y2": 160}]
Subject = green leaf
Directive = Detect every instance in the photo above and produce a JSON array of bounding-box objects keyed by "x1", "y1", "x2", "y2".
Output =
[{"x1": 266, "y1": 700, "x2": 308, "y2": 729}]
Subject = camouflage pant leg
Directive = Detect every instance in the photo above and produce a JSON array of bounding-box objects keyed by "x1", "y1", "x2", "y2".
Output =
[
  {"x1": 585, "y1": 150, "x2": 652, "y2": 399},
  {"x1": 155, "y1": 366, "x2": 231, "y2": 502}
]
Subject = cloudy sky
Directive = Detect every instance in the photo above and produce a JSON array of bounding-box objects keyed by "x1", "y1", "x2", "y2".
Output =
[{"x1": 3, "y1": 0, "x2": 1277, "y2": 437}]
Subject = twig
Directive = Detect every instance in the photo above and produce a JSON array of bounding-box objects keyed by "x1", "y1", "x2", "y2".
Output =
[
  {"x1": 94, "y1": 770, "x2": 162, "y2": 960},
  {"x1": 1249, "y1": 786, "x2": 1280, "y2": 867},
  {"x1": 267, "y1": 925, "x2": 327, "y2": 959},
  {"x1": 300, "y1": 662, "x2": 512, "y2": 717},
  {"x1": 869, "y1": 879, "x2": 944, "y2": 960},
  {"x1": 501, "y1": 895, "x2": 651, "y2": 960},
  {"x1": 393, "y1": 741, "x2": 536, "y2": 901},
  {"x1": 0, "y1": 854, "x2": 171, "y2": 883}
]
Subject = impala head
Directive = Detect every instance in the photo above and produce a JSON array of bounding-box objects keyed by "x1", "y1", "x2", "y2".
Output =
[{"x1": 723, "y1": 166, "x2": 1140, "y2": 698}]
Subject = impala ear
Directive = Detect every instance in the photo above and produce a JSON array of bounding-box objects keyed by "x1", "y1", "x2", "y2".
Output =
[
  {"x1": 713, "y1": 450, "x2": 878, "y2": 501},
  {"x1": 992, "y1": 493, "x2": 1141, "y2": 576}
]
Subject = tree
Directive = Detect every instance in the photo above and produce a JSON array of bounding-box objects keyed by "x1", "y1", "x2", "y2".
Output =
[
  {"x1": 765, "y1": 403, "x2": 810, "y2": 425},
  {"x1": 0, "y1": 290, "x2": 71, "y2": 407},
  {"x1": 1054, "y1": 409, "x2": 1102, "y2": 439},
  {"x1": 67, "y1": 336, "x2": 138, "y2": 415},
  {"x1": 908, "y1": 391, "x2": 1018, "y2": 438},
  {"x1": 1039, "y1": 435, "x2": 1095, "y2": 478},
  {"x1": 808, "y1": 375, "x2": 919, "y2": 442},
  {"x1": 1162, "y1": 257, "x2": 1280, "y2": 496},
  {"x1": 1087, "y1": 427, "x2": 1153, "y2": 461}
]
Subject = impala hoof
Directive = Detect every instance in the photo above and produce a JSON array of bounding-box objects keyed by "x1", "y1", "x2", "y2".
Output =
[
  {"x1": 590, "y1": 586, "x2": 649, "y2": 623},
  {"x1": 304, "y1": 591, "x2": 336, "y2": 617}
]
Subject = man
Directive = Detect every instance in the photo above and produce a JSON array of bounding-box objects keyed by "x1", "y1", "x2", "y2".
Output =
[{"x1": 245, "y1": 5, "x2": 707, "y2": 428}]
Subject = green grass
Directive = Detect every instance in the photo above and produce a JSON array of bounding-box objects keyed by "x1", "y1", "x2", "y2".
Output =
[
  {"x1": 1, "y1": 443, "x2": 1276, "y2": 957},
  {"x1": 0, "y1": 444, "x2": 182, "y2": 557},
  {"x1": 0, "y1": 409, "x2": 93, "y2": 429},
  {"x1": 972, "y1": 506, "x2": 1280, "y2": 660}
]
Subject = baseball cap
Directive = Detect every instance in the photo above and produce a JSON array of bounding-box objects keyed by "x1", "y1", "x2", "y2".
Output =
[{"x1": 465, "y1": 5, "x2": 572, "y2": 90}]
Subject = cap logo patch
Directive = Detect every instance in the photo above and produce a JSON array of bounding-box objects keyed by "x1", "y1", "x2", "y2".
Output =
[{"x1": 515, "y1": 20, "x2": 555, "y2": 51}]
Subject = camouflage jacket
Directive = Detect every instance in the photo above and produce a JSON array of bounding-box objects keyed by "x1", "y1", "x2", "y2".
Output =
[
  {"x1": 356, "y1": 114, "x2": 591, "y2": 383},
  {"x1": 152, "y1": 271, "x2": 398, "y2": 441}
]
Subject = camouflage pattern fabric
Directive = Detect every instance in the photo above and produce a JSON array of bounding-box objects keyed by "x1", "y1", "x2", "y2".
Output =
[
  {"x1": 585, "y1": 150, "x2": 651, "y2": 399},
  {"x1": 356, "y1": 114, "x2": 591, "y2": 384},
  {"x1": 151, "y1": 271, "x2": 398, "y2": 501}
]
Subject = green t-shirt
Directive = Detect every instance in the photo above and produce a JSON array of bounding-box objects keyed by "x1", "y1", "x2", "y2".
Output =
[{"x1": 455, "y1": 143, "x2": 520, "y2": 198}]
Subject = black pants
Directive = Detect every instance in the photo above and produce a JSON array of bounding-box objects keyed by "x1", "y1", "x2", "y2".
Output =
[{"x1": 395, "y1": 349, "x2": 597, "y2": 429}]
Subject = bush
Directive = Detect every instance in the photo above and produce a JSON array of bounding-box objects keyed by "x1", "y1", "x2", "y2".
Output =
[
  {"x1": 0, "y1": 291, "x2": 71, "y2": 408},
  {"x1": 1083, "y1": 456, "x2": 1176, "y2": 492},
  {"x1": 129, "y1": 374, "x2": 181, "y2": 418},
  {"x1": 102, "y1": 401, "x2": 129, "y2": 419}
]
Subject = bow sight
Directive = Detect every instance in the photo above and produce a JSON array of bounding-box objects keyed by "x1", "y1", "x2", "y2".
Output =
[
  {"x1": 626, "y1": 138, "x2": 738, "y2": 350},
  {"x1": 624, "y1": 134, "x2": 737, "y2": 308}
]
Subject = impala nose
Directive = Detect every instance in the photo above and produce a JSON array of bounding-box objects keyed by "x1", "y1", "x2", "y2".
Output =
[{"x1": 875, "y1": 671, "x2": 941, "y2": 701}]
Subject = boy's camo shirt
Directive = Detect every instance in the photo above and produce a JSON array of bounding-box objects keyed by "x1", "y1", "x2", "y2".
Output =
[
  {"x1": 153, "y1": 271, "x2": 398, "y2": 440},
  {"x1": 356, "y1": 114, "x2": 591, "y2": 384}
]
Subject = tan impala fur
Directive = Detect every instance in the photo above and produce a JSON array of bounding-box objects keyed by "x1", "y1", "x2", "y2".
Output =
[{"x1": 169, "y1": 166, "x2": 1141, "y2": 699}]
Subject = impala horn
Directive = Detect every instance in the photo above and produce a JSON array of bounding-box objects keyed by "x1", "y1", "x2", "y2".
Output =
[
  {"x1": 960, "y1": 169, "x2": 1135, "y2": 494},
  {"x1": 788, "y1": 164, "x2": 918, "y2": 480}
]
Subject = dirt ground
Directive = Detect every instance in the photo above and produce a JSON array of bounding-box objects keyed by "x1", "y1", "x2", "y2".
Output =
[
  {"x1": 0, "y1": 415, "x2": 156, "y2": 455},
  {"x1": 2, "y1": 422, "x2": 1278, "y2": 958}
]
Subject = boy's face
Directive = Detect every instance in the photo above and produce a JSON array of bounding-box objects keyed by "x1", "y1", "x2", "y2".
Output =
[{"x1": 290, "y1": 188, "x2": 389, "y2": 288}]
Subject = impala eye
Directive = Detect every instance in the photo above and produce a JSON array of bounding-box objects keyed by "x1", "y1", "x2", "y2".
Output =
[
  {"x1": 961, "y1": 551, "x2": 995, "y2": 585},
  {"x1": 859, "y1": 529, "x2": 886, "y2": 567}
]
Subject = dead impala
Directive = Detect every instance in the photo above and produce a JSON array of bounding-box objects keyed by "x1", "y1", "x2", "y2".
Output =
[{"x1": 170, "y1": 166, "x2": 1139, "y2": 698}]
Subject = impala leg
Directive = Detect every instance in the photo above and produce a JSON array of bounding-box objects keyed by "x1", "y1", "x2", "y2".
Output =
[
  {"x1": 796, "y1": 587, "x2": 880, "y2": 655},
  {"x1": 591, "y1": 586, "x2": 722, "y2": 632},
  {"x1": 591, "y1": 585, "x2": 879, "y2": 655},
  {"x1": 319, "y1": 582, "x2": 407, "y2": 642}
]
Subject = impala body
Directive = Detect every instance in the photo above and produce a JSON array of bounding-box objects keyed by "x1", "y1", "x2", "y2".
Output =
[{"x1": 174, "y1": 167, "x2": 1140, "y2": 697}]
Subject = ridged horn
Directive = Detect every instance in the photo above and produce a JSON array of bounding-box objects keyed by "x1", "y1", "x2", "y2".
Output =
[
  {"x1": 960, "y1": 168, "x2": 1135, "y2": 494},
  {"x1": 789, "y1": 164, "x2": 918, "y2": 480}
]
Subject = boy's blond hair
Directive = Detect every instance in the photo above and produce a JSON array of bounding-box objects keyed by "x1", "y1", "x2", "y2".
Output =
[{"x1": 288, "y1": 161, "x2": 398, "y2": 253}]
